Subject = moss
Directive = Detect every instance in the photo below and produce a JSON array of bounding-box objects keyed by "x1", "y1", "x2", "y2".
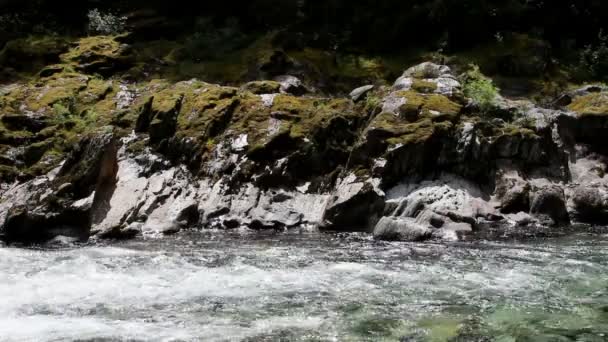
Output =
[
  {"x1": 422, "y1": 94, "x2": 462, "y2": 116},
  {"x1": 0, "y1": 36, "x2": 71, "y2": 74},
  {"x1": 241, "y1": 80, "x2": 281, "y2": 94},
  {"x1": 411, "y1": 79, "x2": 438, "y2": 93},
  {"x1": 25, "y1": 73, "x2": 89, "y2": 112},
  {"x1": 174, "y1": 84, "x2": 241, "y2": 141},
  {"x1": 125, "y1": 139, "x2": 148, "y2": 155},
  {"x1": 567, "y1": 92, "x2": 608, "y2": 115},
  {"x1": 393, "y1": 91, "x2": 462, "y2": 121},
  {"x1": 368, "y1": 109, "x2": 455, "y2": 148},
  {"x1": 59, "y1": 35, "x2": 134, "y2": 75}
]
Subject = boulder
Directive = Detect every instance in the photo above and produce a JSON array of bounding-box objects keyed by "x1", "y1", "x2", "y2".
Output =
[
  {"x1": 60, "y1": 36, "x2": 134, "y2": 76},
  {"x1": 242, "y1": 80, "x2": 282, "y2": 95},
  {"x1": 349, "y1": 85, "x2": 375, "y2": 102},
  {"x1": 402, "y1": 62, "x2": 452, "y2": 79},
  {"x1": 571, "y1": 185, "x2": 607, "y2": 222},
  {"x1": 495, "y1": 172, "x2": 530, "y2": 214},
  {"x1": 321, "y1": 175, "x2": 385, "y2": 231},
  {"x1": 373, "y1": 216, "x2": 432, "y2": 242},
  {"x1": 530, "y1": 185, "x2": 570, "y2": 225},
  {"x1": 392, "y1": 62, "x2": 461, "y2": 96},
  {"x1": 0, "y1": 132, "x2": 118, "y2": 243}
]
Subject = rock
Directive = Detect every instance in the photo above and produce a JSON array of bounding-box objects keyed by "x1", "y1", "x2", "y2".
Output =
[
  {"x1": 321, "y1": 175, "x2": 385, "y2": 231},
  {"x1": 2, "y1": 204, "x2": 91, "y2": 244},
  {"x1": 57, "y1": 132, "x2": 118, "y2": 199},
  {"x1": 0, "y1": 36, "x2": 70, "y2": 72},
  {"x1": 507, "y1": 212, "x2": 538, "y2": 226},
  {"x1": 60, "y1": 36, "x2": 134, "y2": 76},
  {"x1": 274, "y1": 75, "x2": 308, "y2": 96},
  {"x1": 402, "y1": 62, "x2": 452, "y2": 79},
  {"x1": 571, "y1": 185, "x2": 607, "y2": 222},
  {"x1": 242, "y1": 80, "x2": 282, "y2": 95},
  {"x1": 39, "y1": 64, "x2": 67, "y2": 78},
  {"x1": 495, "y1": 171, "x2": 530, "y2": 214},
  {"x1": 386, "y1": 175, "x2": 496, "y2": 228},
  {"x1": 381, "y1": 93, "x2": 407, "y2": 114},
  {"x1": 373, "y1": 216, "x2": 432, "y2": 242},
  {"x1": 530, "y1": 185, "x2": 570, "y2": 225},
  {"x1": 55, "y1": 183, "x2": 74, "y2": 197},
  {"x1": 0, "y1": 132, "x2": 118, "y2": 244},
  {"x1": 393, "y1": 76, "x2": 414, "y2": 91},
  {"x1": 349, "y1": 85, "x2": 375, "y2": 102},
  {"x1": 222, "y1": 217, "x2": 241, "y2": 229},
  {"x1": 1, "y1": 113, "x2": 49, "y2": 132},
  {"x1": 554, "y1": 84, "x2": 607, "y2": 107}
]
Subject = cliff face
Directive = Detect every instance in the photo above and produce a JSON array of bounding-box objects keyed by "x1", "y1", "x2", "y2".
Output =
[{"x1": 1, "y1": 35, "x2": 608, "y2": 244}]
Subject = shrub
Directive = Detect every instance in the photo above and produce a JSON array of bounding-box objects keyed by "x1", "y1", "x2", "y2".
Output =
[
  {"x1": 461, "y1": 64, "x2": 499, "y2": 113},
  {"x1": 182, "y1": 17, "x2": 248, "y2": 61},
  {"x1": 87, "y1": 9, "x2": 127, "y2": 35},
  {"x1": 579, "y1": 30, "x2": 608, "y2": 81}
]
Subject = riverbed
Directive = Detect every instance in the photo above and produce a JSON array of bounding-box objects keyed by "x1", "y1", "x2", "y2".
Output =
[{"x1": 1, "y1": 230, "x2": 607, "y2": 341}]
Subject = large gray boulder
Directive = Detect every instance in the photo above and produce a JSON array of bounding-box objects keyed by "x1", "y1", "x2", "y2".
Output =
[
  {"x1": 495, "y1": 171, "x2": 530, "y2": 214},
  {"x1": 571, "y1": 185, "x2": 607, "y2": 222},
  {"x1": 530, "y1": 185, "x2": 570, "y2": 225},
  {"x1": 0, "y1": 133, "x2": 118, "y2": 243},
  {"x1": 321, "y1": 174, "x2": 385, "y2": 231},
  {"x1": 373, "y1": 216, "x2": 432, "y2": 241}
]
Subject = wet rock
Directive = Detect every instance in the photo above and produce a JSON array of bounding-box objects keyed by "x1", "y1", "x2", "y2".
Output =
[
  {"x1": 507, "y1": 211, "x2": 538, "y2": 227},
  {"x1": 222, "y1": 217, "x2": 241, "y2": 229},
  {"x1": 530, "y1": 184, "x2": 570, "y2": 225},
  {"x1": 571, "y1": 185, "x2": 607, "y2": 222},
  {"x1": 373, "y1": 216, "x2": 432, "y2": 242},
  {"x1": 0, "y1": 132, "x2": 118, "y2": 244},
  {"x1": 321, "y1": 175, "x2": 385, "y2": 231},
  {"x1": 384, "y1": 175, "x2": 499, "y2": 235},
  {"x1": 495, "y1": 171, "x2": 530, "y2": 214}
]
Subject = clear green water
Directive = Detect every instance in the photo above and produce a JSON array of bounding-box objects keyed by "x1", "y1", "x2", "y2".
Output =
[{"x1": 1, "y1": 230, "x2": 607, "y2": 341}]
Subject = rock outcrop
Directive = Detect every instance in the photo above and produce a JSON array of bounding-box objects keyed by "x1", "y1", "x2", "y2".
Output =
[{"x1": 2, "y1": 47, "x2": 608, "y2": 244}]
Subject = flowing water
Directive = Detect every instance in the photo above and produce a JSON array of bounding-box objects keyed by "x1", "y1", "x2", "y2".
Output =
[{"x1": 1, "y1": 230, "x2": 608, "y2": 342}]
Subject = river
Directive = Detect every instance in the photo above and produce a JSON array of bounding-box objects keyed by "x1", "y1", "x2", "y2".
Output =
[{"x1": 1, "y1": 229, "x2": 607, "y2": 341}]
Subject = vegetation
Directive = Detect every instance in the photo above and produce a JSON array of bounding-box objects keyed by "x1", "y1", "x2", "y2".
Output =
[
  {"x1": 86, "y1": 9, "x2": 126, "y2": 35},
  {"x1": 461, "y1": 65, "x2": 499, "y2": 114},
  {"x1": 579, "y1": 30, "x2": 608, "y2": 81}
]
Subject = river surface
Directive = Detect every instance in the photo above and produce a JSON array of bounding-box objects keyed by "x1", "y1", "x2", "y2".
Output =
[{"x1": 1, "y1": 229, "x2": 608, "y2": 342}]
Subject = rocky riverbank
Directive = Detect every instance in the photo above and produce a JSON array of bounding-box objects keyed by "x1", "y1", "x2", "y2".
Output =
[{"x1": 2, "y1": 35, "x2": 608, "y2": 244}]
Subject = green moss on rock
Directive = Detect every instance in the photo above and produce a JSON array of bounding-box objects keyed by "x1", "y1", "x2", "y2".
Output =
[
  {"x1": 60, "y1": 35, "x2": 134, "y2": 75},
  {"x1": 393, "y1": 91, "x2": 462, "y2": 121},
  {"x1": 411, "y1": 79, "x2": 438, "y2": 93},
  {"x1": 0, "y1": 36, "x2": 71, "y2": 74},
  {"x1": 568, "y1": 92, "x2": 608, "y2": 116},
  {"x1": 241, "y1": 80, "x2": 281, "y2": 94}
]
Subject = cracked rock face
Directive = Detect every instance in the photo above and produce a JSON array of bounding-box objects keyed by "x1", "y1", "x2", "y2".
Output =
[{"x1": 3, "y1": 61, "x2": 608, "y2": 244}]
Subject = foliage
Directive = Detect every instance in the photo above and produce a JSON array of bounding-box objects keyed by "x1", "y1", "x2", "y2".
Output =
[
  {"x1": 461, "y1": 65, "x2": 499, "y2": 114},
  {"x1": 182, "y1": 17, "x2": 249, "y2": 61},
  {"x1": 87, "y1": 9, "x2": 127, "y2": 35},
  {"x1": 579, "y1": 30, "x2": 608, "y2": 81}
]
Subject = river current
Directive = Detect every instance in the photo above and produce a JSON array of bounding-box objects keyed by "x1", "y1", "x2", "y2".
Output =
[{"x1": 1, "y1": 230, "x2": 607, "y2": 341}]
